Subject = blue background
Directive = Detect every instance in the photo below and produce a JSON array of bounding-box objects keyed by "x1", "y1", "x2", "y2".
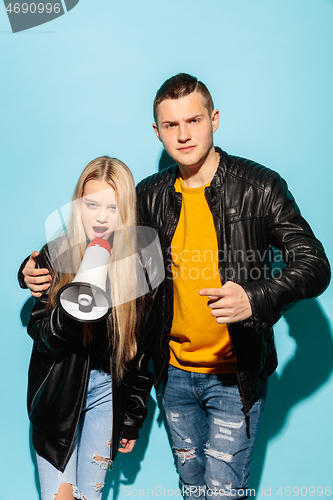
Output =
[{"x1": 0, "y1": 0, "x2": 332, "y2": 498}]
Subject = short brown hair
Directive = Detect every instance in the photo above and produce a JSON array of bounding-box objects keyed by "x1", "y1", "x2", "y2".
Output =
[{"x1": 153, "y1": 73, "x2": 214, "y2": 123}]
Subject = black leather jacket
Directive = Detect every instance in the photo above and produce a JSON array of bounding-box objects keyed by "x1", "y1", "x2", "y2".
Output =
[
  {"x1": 25, "y1": 245, "x2": 154, "y2": 473},
  {"x1": 136, "y1": 147, "x2": 330, "y2": 415}
]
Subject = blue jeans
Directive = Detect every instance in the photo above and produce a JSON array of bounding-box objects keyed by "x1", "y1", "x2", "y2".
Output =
[
  {"x1": 36, "y1": 369, "x2": 112, "y2": 500},
  {"x1": 162, "y1": 365, "x2": 266, "y2": 499}
]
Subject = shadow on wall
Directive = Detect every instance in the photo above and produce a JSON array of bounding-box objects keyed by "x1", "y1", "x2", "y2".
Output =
[
  {"x1": 158, "y1": 150, "x2": 175, "y2": 171},
  {"x1": 21, "y1": 296, "x2": 35, "y2": 327},
  {"x1": 250, "y1": 298, "x2": 333, "y2": 492},
  {"x1": 103, "y1": 394, "x2": 157, "y2": 500}
]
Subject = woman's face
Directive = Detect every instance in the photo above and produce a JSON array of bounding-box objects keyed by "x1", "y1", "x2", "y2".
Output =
[{"x1": 81, "y1": 179, "x2": 117, "y2": 242}]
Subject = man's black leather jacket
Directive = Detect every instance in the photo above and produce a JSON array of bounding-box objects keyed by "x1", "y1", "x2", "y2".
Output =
[
  {"x1": 26, "y1": 245, "x2": 154, "y2": 472},
  {"x1": 136, "y1": 147, "x2": 330, "y2": 415}
]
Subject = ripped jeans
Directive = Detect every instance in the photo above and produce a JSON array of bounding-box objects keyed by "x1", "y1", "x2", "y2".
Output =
[
  {"x1": 36, "y1": 369, "x2": 112, "y2": 500},
  {"x1": 162, "y1": 365, "x2": 266, "y2": 499}
]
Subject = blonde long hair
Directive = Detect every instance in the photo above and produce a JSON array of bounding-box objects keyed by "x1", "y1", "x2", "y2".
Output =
[{"x1": 47, "y1": 156, "x2": 138, "y2": 380}]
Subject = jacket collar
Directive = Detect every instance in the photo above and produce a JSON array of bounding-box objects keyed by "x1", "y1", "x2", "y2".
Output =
[
  {"x1": 168, "y1": 146, "x2": 227, "y2": 191},
  {"x1": 211, "y1": 146, "x2": 227, "y2": 190}
]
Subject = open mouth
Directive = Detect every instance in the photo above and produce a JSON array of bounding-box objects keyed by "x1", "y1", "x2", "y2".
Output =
[{"x1": 93, "y1": 226, "x2": 108, "y2": 236}]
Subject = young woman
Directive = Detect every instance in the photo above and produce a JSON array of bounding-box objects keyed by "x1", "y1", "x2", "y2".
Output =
[{"x1": 26, "y1": 156, "x2": 154, "y2": 500}]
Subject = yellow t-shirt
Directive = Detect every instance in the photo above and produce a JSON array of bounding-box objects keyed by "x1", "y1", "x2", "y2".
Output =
[{"x1": 169, "y1": 177, "x2": 237, "y2": 373}]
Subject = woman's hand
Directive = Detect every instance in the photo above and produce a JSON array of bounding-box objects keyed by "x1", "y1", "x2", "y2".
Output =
[{"x1": 118, "y1": 438, "x2": 136, "y2": 453}]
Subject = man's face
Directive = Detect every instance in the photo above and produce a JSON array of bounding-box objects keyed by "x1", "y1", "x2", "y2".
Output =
[{"x1": 153, "y1": 91, "x2": 219, "y2": 170}]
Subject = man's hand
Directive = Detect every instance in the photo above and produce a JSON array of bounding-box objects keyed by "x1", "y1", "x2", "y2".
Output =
[
  {"x1": 199, "y1": 281, "x2": 252, "y2": 324},
  {"x1": 118, "y1": 438, "x2": 136, "y2": 453},
  {"x1": 23, "y1": 251, "x2": 52, "y2": 298}
]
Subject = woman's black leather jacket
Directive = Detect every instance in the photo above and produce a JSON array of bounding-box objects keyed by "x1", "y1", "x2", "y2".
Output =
[
  {"x1": 26, "y1": 244, "x2": 154, "y2": 473},
  {"x1": 136, "y1": 147, "x2": 331, "y2": 415}
]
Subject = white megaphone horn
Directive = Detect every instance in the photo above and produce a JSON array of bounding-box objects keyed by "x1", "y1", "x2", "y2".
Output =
[{"x1": 57, "y1": 238, "x2": 112, "y2": 322}]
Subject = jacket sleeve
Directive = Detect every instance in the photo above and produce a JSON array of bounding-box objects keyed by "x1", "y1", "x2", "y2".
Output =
[
  {"x1": 27, "y1": 247, "x2": 80, "y2": 358},
  {"x1": 241, "y1": 173, "x2": 331, "y2": 333},
  {"x1": 18, "y1": 256, "x2": 30, "y2": 289},
  {"x1": 119, "y1": 347, "x2": 155, "y2": 440},
  {"x1": 28, "y1": 294, "x2": 80, "y2": 359}
]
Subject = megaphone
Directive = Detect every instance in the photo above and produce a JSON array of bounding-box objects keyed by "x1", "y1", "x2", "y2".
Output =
[{"x1": 57, "y1": 238, "x2": 112, "y2": 323}]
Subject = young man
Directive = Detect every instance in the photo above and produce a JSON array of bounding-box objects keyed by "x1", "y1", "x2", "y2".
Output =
[
  {"x1": 135, "y1": 74, "x2": 330, "y2": 499},
  {"x1": 21, "y1": 74, "x2": 330, "y2": 499}
]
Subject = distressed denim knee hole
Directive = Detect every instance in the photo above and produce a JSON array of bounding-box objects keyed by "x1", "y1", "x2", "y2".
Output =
[
  {"x1": 92, "y1": 452, "x2": 110, "y2": 470},
  {"x1": 72, "y1": 485, "x2": 87, "y2": 500},
  {"x1": 204, "y1": 445, "x2": 233, "y2": 463},
  {"x1": 95, "y1": 482, "x2": 104, "y2": 493},
  {"x1": 53, "y1": 483, "x2": 86, "y2": 500},
  {"x1": 174, "y1": 447, "x2": 196, "y2": 465}
]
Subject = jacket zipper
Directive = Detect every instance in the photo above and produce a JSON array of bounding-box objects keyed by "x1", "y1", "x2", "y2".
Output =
[
  {"x1": 30, "y1": 361, "x2": 56, "y2": 412},
  {"x1": 108, "y1": 356, "x2": 114, "y2": 471},
  {"x1": 107, "y1": 338, "x2": 114, "y2": 471},
  {"x1": 60, "y1": 356, "x2": 90, "y2": 471},
  {"x1": 206, "y1": 186, "x2": 251, "y2": 436},
  {"x1": 154, "y1": 188, "x2": 181, "y2": 388}
]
